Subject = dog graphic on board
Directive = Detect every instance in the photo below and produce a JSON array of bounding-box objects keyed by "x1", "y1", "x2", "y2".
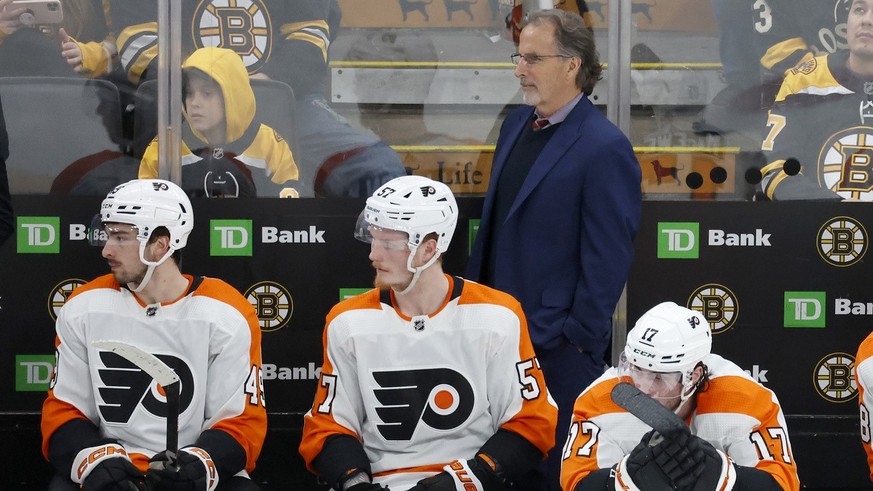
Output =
[
  {"x1": 586, "y1": 0, "x2": 656, "y2": 23},
  {"x1": 445, "y1": 0, "x2": 476, "y2": 21},
  {"x1": 399, "y1": 0, "x2": 432, "y2": 21},
  {"x1": 650, "y1": 159, "x2": 682, "y2": 186}
]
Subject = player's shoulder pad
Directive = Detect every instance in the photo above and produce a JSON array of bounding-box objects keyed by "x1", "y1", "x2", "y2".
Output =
[
  {"x1": 326, "y1": 288, "x2": 382, "y2": 325},
  {"x1": 68, "y1": 274, "x2": 121, "y2": 302}
]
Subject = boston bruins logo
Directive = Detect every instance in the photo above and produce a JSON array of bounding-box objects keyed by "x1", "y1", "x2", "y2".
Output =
[
  {"x1": 687, "y1": 284, "x2": 738, "y2": 334},
  {"x1": 193, "y1": 0, "x2": 272, "y2": 74},
  {"x1": 817, "y1": 126, "x2": 873, "y2": 200}
]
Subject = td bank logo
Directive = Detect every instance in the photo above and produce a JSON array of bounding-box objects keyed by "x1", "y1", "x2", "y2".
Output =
[
  {"x1": 657, "y1": 222, "x2": 698, "y2": 259},
  {"x1": 16, "y1": 354, "x2": 55, "y2": 391},
  {"x1": 339, "y1": 288, "x2": 371, "y2": 302},
  {"x1": 211, "y1": 219, "x2": 252, "y2": 256},
  {"x1": 17, "y1": 217, "x2": 60, "y2": 254},
  {"x1": 784, "y1": 291, "x2": 826, "y2": 328}
]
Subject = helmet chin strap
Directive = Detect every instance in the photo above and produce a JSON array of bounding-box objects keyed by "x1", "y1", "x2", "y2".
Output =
[
  {"x1": 129, "y1": 242, "x2": 175, "y2": 293},
  {"x1": 393, "y1": 248, "x2": 441, "y2": 296}
]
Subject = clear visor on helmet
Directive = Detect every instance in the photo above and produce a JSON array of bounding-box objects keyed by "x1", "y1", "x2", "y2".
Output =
[
  {"x1": 88, "y1": 214, "x2": 141, "y2": 247},
  {"x1": 617, "y1": 352, "x2": 684, "y2": 401},
  {"x1": 353, "y1": 210, "x2": 410, "y2": 251}
]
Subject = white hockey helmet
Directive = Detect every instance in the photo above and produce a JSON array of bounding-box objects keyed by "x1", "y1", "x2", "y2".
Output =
[
  {"x1": 355, "y1": 175, "x2": 457, "y2": 255},
  {"x1": 93, "y1": 179, "x2": 194, "y2": 292},
  {"x1": 624, "y1": 302, "x2": 711, "y2": 373},
  {"x1": 99, "y1": 179, "x2": 194, "y2": 250}
]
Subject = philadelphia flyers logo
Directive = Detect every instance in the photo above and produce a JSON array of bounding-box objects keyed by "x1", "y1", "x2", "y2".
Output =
[
  {"x1": 192, "y1": 0, "x2": 273, "y2": 74},
  {"x1": 96, "y1": 351, "x2": 195, "y2": 424},
  {"x1": 372, "y1": 368, "x2": 474, "y2": 441}
]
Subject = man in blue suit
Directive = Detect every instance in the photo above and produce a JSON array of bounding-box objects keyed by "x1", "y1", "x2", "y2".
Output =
[{"x1": 466, "y1": 9, "x2": 641, "y2": 490}]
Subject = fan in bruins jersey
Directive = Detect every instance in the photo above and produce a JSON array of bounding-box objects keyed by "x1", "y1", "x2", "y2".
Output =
[
  {"x1": 41, "y1": 179, "x2": 266, "y2": 491},
  {"x1": 139, "y1": 47, "x2": 301, "y2": 199},
  {"x1": 755, "y1": 0, "x2": 850, "y2": 80},
  {"x1": 759, "y1": 0, "x2": 873, "y2": 201},
  {"x1": 110, "y1": 0, "x2": 405, "y2": 198},
  {"x1": 299, "y1": 176, "x2": 558, "y2": 491}
]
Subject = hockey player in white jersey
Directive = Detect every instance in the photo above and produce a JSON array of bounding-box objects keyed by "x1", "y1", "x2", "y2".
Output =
[
  {"x1": 41, "y1": 179, "x2": 266, "y2": 491},
  {"x1": 299, "y1": 175, "x2": 558, "y2": 490}
]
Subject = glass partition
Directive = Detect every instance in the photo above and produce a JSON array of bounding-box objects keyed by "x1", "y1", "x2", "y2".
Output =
[{"x1": 0, "y1": 0, "x2": 851, "y2": 201}]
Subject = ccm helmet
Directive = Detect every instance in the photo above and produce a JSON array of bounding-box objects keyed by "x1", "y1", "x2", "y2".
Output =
[
  {"x1": 94, "y1": 179, "x2": 194, "y2": 292},
  {"x1": 355, "y1": 175, "x2": 457, "y2": 255},
  {"x1": 624, "y1": 302, "x2": 711, "y2": 373},
  {"x1": 622, "y1": 302, "x2": 711, "y2": 405},
  {"x1": 99, "y1": 179, "x2": 194, "y2": 250}
]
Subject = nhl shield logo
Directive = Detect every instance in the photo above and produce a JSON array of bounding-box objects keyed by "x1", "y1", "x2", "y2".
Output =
[
  {"x1": 413, "y1": 317, "x2": 426, "y2": 331},
  {"x1": 865, "y1": 82, "x2": 873, "y2": 95}
]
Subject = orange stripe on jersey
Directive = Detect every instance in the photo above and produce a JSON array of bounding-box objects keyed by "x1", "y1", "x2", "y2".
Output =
[
  {"x1": 697, "y1": 376, "x2": 800, "y2": 491},
  {"x1": 372, "y1": 463, "x2": 446, "y2": 478},
  {"x1": 41, "y1": 274, "x2": 120, "y2": 459},
  {"x1": 193, "y1": 278, "x2": 267, "y2": 473},
  {"x1": 856, "y1": 332, "x2": 873, "y2": 481},
  {"x1": 458, "y1": 279, "x2": 558, "y2": 457},
  {"x1": 561, "y1": 378, "x2": 624, "y2": 491}
]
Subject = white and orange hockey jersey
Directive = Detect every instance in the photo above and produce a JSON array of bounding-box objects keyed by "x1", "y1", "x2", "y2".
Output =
[
  {"x1": 41, "y1": 274, "x2": 267, "y2": 475},
  {"x1": 855, "y1": 332, "x2": 873, "y2": 482},
  {"x1": 560, "y1": 354, "x2": 801, "y2": 491},
  {"x1": 299, "y1": 275, "x2": 558, "y2": 489}
]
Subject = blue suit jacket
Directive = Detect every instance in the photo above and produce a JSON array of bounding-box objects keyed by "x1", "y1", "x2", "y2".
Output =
[{"x1": 467, "y1": 95, "x2": 641, "y2": 361}]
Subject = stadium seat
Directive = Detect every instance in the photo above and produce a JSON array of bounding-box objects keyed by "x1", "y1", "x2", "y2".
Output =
[{"x1": 0, "y1": 77, "x2": 125, "y2": 194}]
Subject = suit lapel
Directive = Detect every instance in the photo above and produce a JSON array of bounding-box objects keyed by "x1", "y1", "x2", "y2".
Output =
[{"x1": 505, "y1": 96, "x2": 591, "y2": 220}]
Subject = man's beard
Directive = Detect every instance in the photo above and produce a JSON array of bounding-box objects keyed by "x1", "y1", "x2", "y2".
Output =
[
  {"x1": 114, "y1": 263, "x2": 147, "y2": 287},
  {"x1": 373, "y1": 270, "x2": 410, "y2": 292}
]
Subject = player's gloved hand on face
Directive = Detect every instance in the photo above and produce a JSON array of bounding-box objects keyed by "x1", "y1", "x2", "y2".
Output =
[
  {"x1": 650, "y1": 430, "x2": 706, "y2": 491},
  {"x1": 612, "y1": 431, "x2": 675, "y2": 491},
  {"x1": 687, "y1": 438, "x2": 737, "y2": 491},
  {"x1": 81, "y1": 457, "x2": 146, "y2": 491},
  {"x1": 145, "y1": 447, "x2": 218, "y2": 491},
  {"x1": 408, "y1": 456, "x2": 504, "y2": 490}
]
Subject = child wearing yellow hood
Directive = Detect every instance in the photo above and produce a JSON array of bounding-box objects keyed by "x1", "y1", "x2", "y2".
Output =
[{"x1": 139, "y1": 47, "x2": 301, "y2": 198}]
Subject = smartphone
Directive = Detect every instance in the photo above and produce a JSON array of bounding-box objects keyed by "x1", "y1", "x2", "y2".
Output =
[{"x1": 11, "y1": 0, "x2": 64, "y2": 25}]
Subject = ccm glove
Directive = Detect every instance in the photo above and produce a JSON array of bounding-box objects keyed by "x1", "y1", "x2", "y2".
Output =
[
  {"x1": 73, "y1": 440, "x2": 145, "y2": 491},
  {"x1": 145, "y1": 447, "x2": 219, "y2": 491},
  {"x1": 612, "y1": 432, "x2": 675, "y2": 491},
  {"x1": 409, "y1": 456, "x2": 504, "y2": 490},
  {"x1": 651, "y1": 431, "x2": 707, "y2": 491}
]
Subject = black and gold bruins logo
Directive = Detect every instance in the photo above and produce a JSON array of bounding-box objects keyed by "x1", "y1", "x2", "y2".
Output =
[
  {"x1": 813, "y1": 352, "x2": 857, "y2": 403},
  {"x1": 245, "y1": 281, "x2": 293, "y2": 332},
  {"x1": 791, "y1": 57, "x2": 817, "y2": 76},
  {"x1": 193, "y1": 0, "x2": 273, "y2": 74},
  {"x1": 817, "y1": 126, "x2": 873, "y2": 200},
  {"x1": 687, "y1": 284, "x2": 738, "y2": 334},
  {"x1": 47, "y1": 279, "x2": 87, "y2": 321},
  {"x1": 817, "y1": 216, "x2": 867, "y2": 267}
]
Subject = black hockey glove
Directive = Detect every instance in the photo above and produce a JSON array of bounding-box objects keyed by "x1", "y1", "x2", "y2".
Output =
[
  {"x1": 145, "y1": 447, "x2": 218, "y2": 491},
  {"x1": 611, "y1": 431, "x2": 675, "y2": 491},
  {"x1": 81, "y1": 457, "x2": 146, "y2": 491},
  {"x1": 687, "y1": 439, "x2": 737, "y2": 491},
  {"x1": 72, "y1": 440, "x2": 145, "y2": 491},
  {"x1": 650, "y1": 430, "x2": 706, "y2": 491},
  {"x1": 408, "y1": 456, "x2": 504, "y2": 490}
]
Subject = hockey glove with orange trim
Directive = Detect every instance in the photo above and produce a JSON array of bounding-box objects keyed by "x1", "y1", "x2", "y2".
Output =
[
  {"x1": 408, "y1": 456, "x2": 504, "y2": 490},
  {"x1": 145, "y1": 447, "x2": 219, "y2": 491}
]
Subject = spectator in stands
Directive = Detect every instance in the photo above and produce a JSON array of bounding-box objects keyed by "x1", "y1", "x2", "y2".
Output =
[
  {"x1": 139, "y1": 47, "x2": 301, "y2": 198},
  {"x1": 855, "y1": 329, "x2": 873, "y2": 482},
  {"x1": 0, "y1": 0, "x2": 115, "y2": 78},
  {"x1": 109, "y1": 0, "x2": 406, "y2": 197},
  {"x1": 562, "y1": 302, "x2": 801, "y2": 491},
  {"x1": 759, "y1": 0, "x2": 873, "y2": 200},
  {"x1": 0, "y1": 94, "x2": 11, "y2": 246},
  {"x1": 299, "y1": 175, "x2": 557, "y2": 490},
  {"x1": 466, "y1": 9, "x2": 641, "y2": 490},
  {"x1": 694, "y1": 0, "x2": 765, "y2": 136}
]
